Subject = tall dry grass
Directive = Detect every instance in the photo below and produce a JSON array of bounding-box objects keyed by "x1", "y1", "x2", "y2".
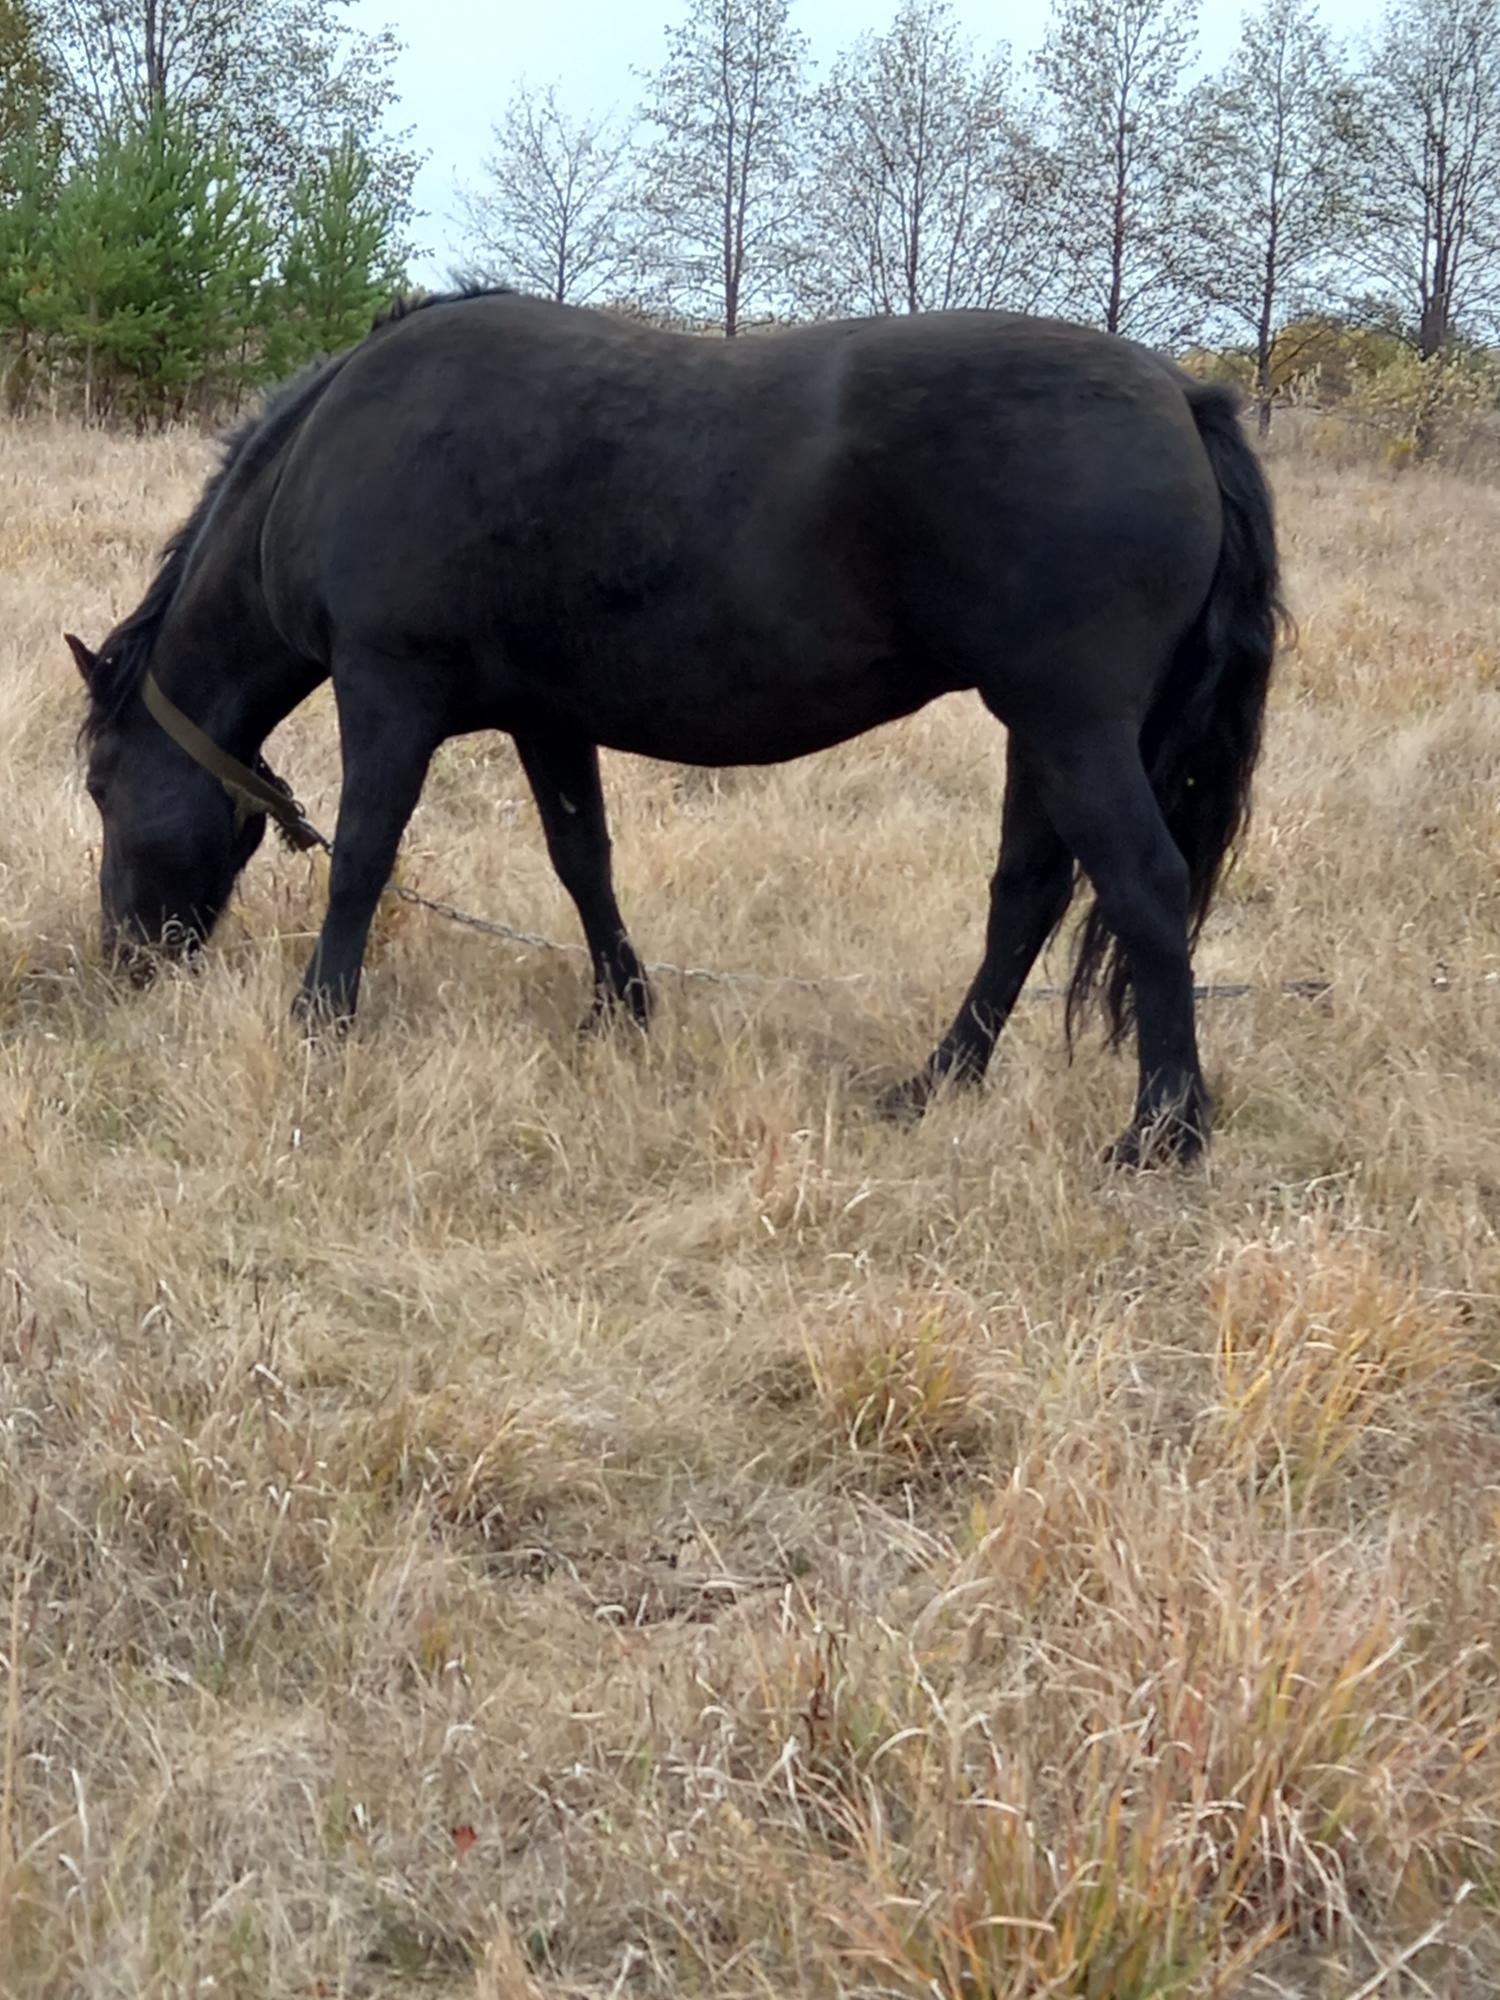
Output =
[{"x1": 1, "y1": 413, "x2": 1499, "y2": 1998}]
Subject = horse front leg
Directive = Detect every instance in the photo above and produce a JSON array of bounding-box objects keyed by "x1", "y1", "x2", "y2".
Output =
[{"x1": 294, "y1": 682, "x2": 440, "y2": 1026}]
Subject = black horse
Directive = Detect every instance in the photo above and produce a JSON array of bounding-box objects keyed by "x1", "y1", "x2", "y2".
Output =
[{"x1": 68, "y1": 288, "x2": 1282, "y2": 1164}]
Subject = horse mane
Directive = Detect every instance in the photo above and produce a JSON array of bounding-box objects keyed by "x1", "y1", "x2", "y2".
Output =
[
  {"x1": 79, "y1": 356, "x2": 345, "y2": 743},
  {"x1": 371, "y1": 278, "x2": 514, "y2": 332},
  {"x1": 80, "y1": 280, "x2": 518, "y2": 744}
]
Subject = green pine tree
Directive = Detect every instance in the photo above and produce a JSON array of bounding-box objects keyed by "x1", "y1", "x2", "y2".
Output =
[
  {"x1": 0, "y1": 118, "x2": 63, "y2": 408},
  {"x1": 0, "y1": 0, "x2": 62, "y2": 406},
  {"x1": 270, "y1": 132, "x2": 406, "y2": 371},
  {"x1": 37, "y1": 112, "x2": 273, "y2": 424}
]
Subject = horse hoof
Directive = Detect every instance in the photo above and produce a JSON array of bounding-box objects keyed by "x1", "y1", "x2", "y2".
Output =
[
  {"x1": 291, "y1": 989, "x2": 354, "y2": 1037},
  {"x1": 1104, "y1": 1117, "x2": 1206, "y2": 1171},
  {"x1": 876, "y1": 1075, "x2": 932, "y2": 1125},
  {"x1": 578, "y1": 992, "x2": 653, "y2": 1042}
]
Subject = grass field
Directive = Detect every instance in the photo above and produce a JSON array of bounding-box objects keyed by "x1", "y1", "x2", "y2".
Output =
[{"x1": 2, "y1": 414, "x2": 1499, "y2": 1998}]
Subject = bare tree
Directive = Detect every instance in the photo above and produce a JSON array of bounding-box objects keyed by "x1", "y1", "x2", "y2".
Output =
[
  {"x1": 1037, "y1": 0, "x2": 1198, "y2": 342},
  {"x1": 458, "y1": 84, "x2": 635, "y2": 304},
  {"x1": 803, "y1": 0, "x2": 1062, "y2": 318},
  {"x1": 1355, "y1": 0, "x2": 1500, "y2": 356},
  {"x1": 40, "y1": 0, "x2": 418, "y2": 234},
  {"x1": 1185, "y1": 0, "x2": 1358, "y2": 431},
  {"x1": 637, "y1": 0, "x2": 808, "y2": 335}
]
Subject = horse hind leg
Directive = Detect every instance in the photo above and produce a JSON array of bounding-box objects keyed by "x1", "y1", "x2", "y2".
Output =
[
  {"x1": 1031, "y1": 720, "x2": 1210, "y2": 1166},
  {"x1": 514, "y1": 728, "x2": 651, "y2": 1031},
  {"x1": 880, "y1": 743, "x2": 1074, "y2": 1120}
]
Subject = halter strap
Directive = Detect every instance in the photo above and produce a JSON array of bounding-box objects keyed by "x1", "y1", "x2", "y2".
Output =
[{"x1": 141, "y1": 673, "x2": 325, "y2": 853}]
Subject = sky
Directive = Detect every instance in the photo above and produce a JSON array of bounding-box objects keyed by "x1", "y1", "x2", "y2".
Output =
[{"x1": 373, "y1": 0, "x2": 1381, "y2": 281}]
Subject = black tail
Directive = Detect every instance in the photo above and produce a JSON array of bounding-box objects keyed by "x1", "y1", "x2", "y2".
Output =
[{"x1": 1067, "y1": 381, "x2": 1288, "y2": 1046}]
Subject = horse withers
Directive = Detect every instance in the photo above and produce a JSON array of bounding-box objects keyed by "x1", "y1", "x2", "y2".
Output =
[{"x1": 68, "y1": 289, "x2": 1283, "y2": 1165}]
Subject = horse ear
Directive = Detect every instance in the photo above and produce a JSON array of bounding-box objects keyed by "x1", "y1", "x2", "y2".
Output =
[
  {"x1": 64, "y1": 632, "x2": 99, "y2": 685},
  {"x1": 64, "y1": 632, "x2": 99, "y2": 688}
]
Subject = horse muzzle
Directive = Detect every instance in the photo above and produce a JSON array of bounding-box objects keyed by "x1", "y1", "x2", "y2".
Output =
[{"x1": 103, "y1": 917, "x2": 206, "y2": 985}]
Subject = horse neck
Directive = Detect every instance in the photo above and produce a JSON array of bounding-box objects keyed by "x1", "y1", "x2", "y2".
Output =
[{"x1": 151, "y1": 564, "x2": 322, "y2": 763}]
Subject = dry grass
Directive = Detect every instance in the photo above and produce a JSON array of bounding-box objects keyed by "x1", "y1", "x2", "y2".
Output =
[{"x1": 2, "y1": 413, "x2": 1499, "y2": 1998}]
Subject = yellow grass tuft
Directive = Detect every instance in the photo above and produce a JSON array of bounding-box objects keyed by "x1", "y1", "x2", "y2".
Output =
[
  {"x1": 766, "y1": 1295, "x2": 992, "y2": 1487},
  {"x1": 1209, "y1": 1221, "x2": 1478, "y2": 1512}
]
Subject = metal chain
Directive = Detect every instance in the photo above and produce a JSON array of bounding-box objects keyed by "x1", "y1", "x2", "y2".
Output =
[
  {"x1": 386, "y1": 878, "x2": 898, "y2": 989},
  {"x1": 294, "y1": 825, "x2": 1349, "y2": 1003},
  {"x1": 385, "y1": 873, "x2": 1337, "y2": 1005}
]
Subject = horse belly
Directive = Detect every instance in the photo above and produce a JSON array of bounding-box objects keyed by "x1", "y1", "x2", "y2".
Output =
[
  {"x1": 502, "y1": 487, "x2": 942, "y2": 763},
  {"x1": 525, "y1": 625, "x2": 938, "y2": 767}
]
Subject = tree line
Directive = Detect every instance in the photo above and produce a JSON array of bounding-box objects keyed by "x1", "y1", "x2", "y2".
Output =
[
  {"x1": 0, "y1": 0, "x2": 413, "y2": 421},
  {"x1": 461, "y1": 0, "x2": 1500, "y2": 440},
  {"x1": 3, "y1": 0, "x2": 1500, "y2": 440}
]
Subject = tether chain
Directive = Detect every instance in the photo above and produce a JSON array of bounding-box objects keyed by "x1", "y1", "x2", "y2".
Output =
[
  {"x1": 286, "y1": 824, "x2": 1340, "y2": 1002},
  {"x1": 390, "y1": 872, "x2": 899, "y2": 989},
  {"x1": 391, "y1": 877, "x2": 1336, "y2": 1003}
]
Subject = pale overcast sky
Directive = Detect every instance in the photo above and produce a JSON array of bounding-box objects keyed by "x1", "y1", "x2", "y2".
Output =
[{"x1": 373, "y1": 0, "x2": 1381, "y2": 279}]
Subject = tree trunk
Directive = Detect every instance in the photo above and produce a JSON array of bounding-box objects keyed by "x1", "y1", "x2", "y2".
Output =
[
  {"x1": 1107, "y1": 107, "x2": 1127, "y2": 335},
  {"x1": 1112, "y1": 82, "x2": 1136, "y2": 338},
  {"x1": 1417, "y1": 295, "x2": 1447, "y2": 362},
  {"x1": 1255, "y1": 310, "x2": 1274, "y2": 437},
  {"x1": 723, "y1": 125, "x2": 739, "y2": 337},
  {"x1": 83, "y1": 293, "x2": 97, "y2": 426},
  {"x1": 1256, "y1": 210, "x2": 1278, "y2": 439},
  {"x1": 1412, "y1": 362, "x2": 1441, "y2": 463},
  {"x1": 1414, "y1": 270, "x2": 1450, "y2": 460},
  {"x1": 144, "y1": 0, "x2": 167, "y2": 113}
]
